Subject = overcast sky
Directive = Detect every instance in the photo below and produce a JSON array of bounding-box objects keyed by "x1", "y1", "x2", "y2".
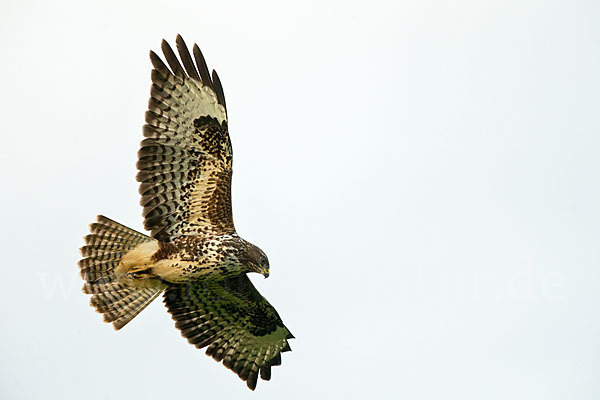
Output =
[{"x1": 1, "y1": 0, "x2": 599, "y2": 399}]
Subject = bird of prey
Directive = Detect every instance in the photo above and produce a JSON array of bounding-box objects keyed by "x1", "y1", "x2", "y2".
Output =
[{"x1": 78, "y1": 35, "x2": 293, "y2": 390}]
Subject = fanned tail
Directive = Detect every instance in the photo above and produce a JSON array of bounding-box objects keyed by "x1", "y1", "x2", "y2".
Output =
[{"x1": 79, "y1": 215, "x2": 164, "y2": 330}]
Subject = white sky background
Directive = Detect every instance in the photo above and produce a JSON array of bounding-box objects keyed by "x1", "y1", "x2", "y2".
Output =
[{"x1": 1, "y1": 0, "x2": 599, "y2": 398}]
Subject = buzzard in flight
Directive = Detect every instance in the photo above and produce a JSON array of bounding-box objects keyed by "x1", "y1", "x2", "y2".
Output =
[{"x1": 78, "y1": 35, "x2": 293, "y2": 390}]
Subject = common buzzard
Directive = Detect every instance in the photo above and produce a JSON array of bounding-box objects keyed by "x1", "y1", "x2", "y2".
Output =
[{"x1": 78, "y1": 35, "x2": 293, "y2": 390}]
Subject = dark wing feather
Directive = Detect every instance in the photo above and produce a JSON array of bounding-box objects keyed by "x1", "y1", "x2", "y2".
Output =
[
  {"x1": 193, "y1": 44, "x2": 214, "y2": 90},
  {"x1": 161, "y1": 39, "x2": 185, "y2": 79},
  {"x1": 175, "y1": 35, "x2": 201, "y2": 81},
  {"x1": 138, "y1": 36, "x2": 233, "y2": 241},
  {"x1": 163, "y1": 275, "x2": 294, "y2": 390},
  {"x1": 211, "y1": 69, "x2": 227, "y2": 110}
]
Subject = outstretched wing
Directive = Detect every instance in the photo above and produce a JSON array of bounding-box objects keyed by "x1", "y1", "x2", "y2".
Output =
[
  {"x1": 138, "y1": 35, "x2": 234, "y2": 242},
  {"x1": 163, "y1": 274, "x2": 294, "y2": 390}
]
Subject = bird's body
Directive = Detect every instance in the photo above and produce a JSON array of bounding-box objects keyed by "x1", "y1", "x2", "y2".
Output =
[
  {"x1": 78, "y1": 36, "x2": 292, "y2": 390},
  {"x1": 117, "y1": 234, "x2": 267, "y2": 283}
]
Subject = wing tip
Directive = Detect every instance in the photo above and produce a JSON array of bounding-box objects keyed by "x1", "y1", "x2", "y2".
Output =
[{"x1": 151, "y1": 37, "x2": 225, "y2": 111}]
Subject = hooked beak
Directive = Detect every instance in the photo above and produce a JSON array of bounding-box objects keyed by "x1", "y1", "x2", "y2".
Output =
[{"x1": 261, "y1": 266, "x2": 270, "y2": 279}]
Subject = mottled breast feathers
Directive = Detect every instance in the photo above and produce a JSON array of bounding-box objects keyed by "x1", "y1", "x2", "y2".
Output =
[{"x1": 138, "y1": 35, "x2": 234, "y2": 242}]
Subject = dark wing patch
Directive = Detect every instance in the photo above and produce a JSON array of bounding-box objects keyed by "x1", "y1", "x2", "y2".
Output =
[
  {"x1": 138, "y1": 36, "x2": 234, "y2": 241},
  {"x1": 163, "y1": 275, "x2": 294, "y2": 390}
]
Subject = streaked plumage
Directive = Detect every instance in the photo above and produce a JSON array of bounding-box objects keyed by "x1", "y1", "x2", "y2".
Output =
[{"x1": 78, "y1": 36, "x2": 293, "y2": 390}]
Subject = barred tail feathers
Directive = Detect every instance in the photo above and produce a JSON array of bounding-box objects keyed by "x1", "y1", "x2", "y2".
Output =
[{"x1": 79, "y1": 215, "x2": 164, "y2": 330}]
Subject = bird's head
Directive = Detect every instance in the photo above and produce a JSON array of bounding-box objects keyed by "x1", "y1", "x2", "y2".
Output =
[{"x1": 238, "y1": 240, "x2": 270, "y2": 278}]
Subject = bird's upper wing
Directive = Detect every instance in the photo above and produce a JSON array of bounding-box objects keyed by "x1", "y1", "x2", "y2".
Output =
[
  {"x1": 138, "y1": 35, "x2": 234, "y2": 242},
  {"x1": 163, "y1": 274, "x2": 294, "y2": 390}
]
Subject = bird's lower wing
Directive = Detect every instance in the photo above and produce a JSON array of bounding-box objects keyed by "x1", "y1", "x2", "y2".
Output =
[{"x1": 163, "y1": 274, "x2": 294, "y2": 390}]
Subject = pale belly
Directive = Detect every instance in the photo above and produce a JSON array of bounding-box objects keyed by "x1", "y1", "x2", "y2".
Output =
[
  {"x1": 150, "y1": 259, "x2": 220, "y2": 283},
  {"x1": 115, "y1": 236, "x2": 241, "y2": 287}
]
